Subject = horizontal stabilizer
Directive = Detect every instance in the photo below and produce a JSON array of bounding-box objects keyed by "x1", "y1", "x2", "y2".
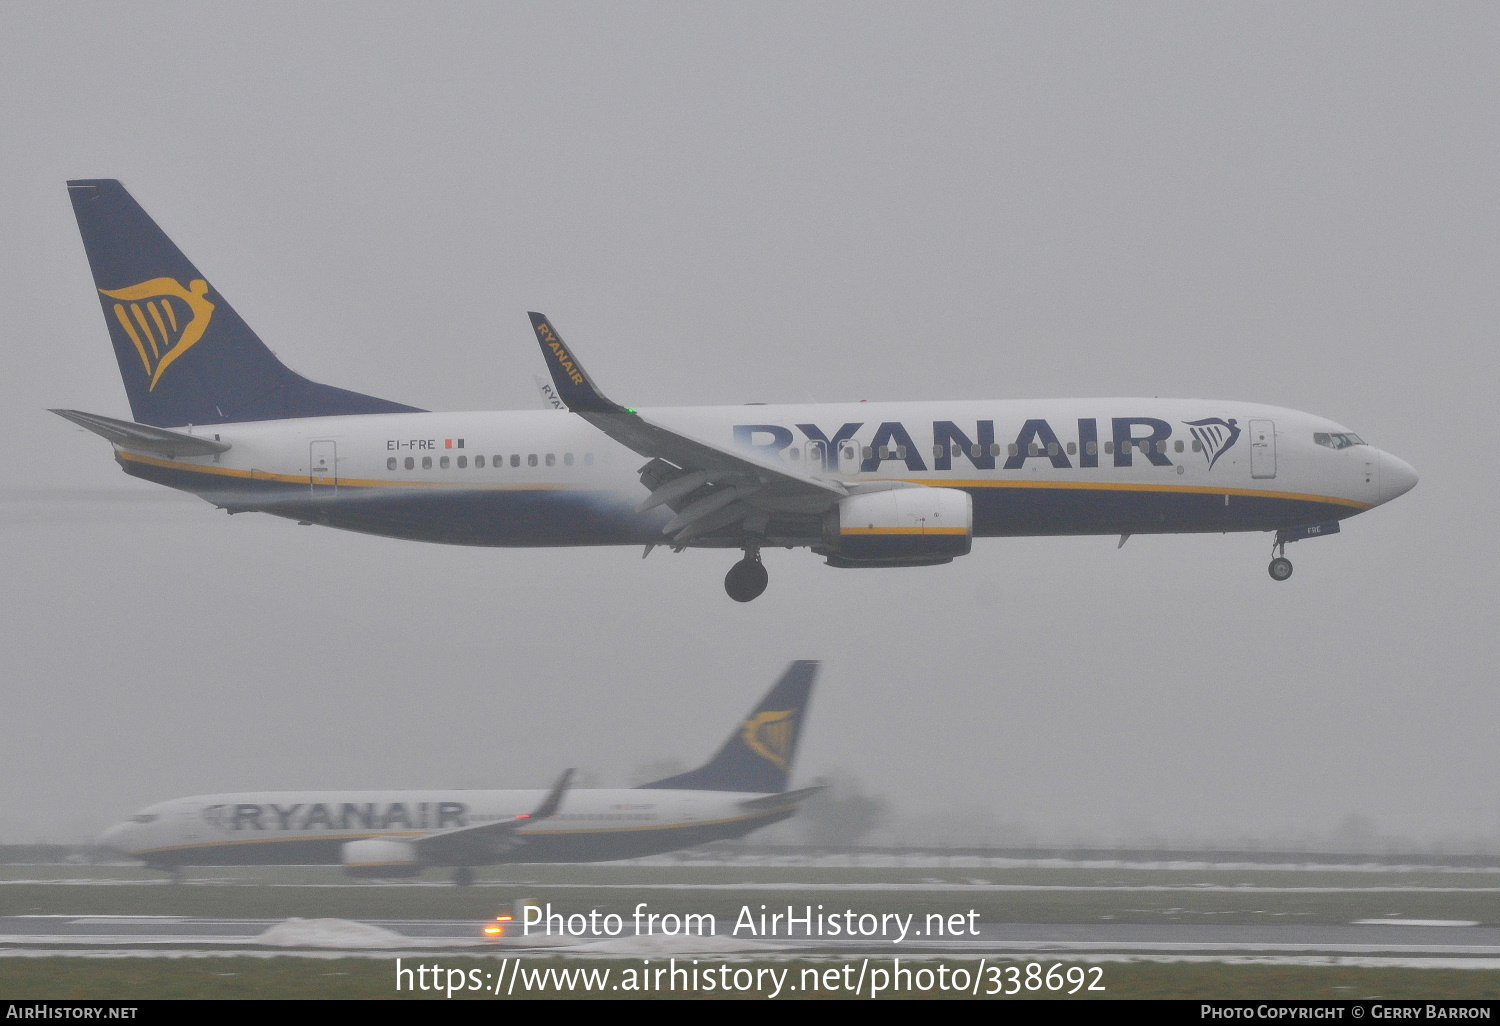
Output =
[
  {"x1": 51, "y1": 408, "x2": 230, "y2": 457},
  {"x1": 738, "y1": 785, "x2": 826, "y2": 810}
]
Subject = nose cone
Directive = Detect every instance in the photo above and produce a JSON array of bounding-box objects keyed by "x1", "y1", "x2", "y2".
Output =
[
  {"x1": 1378, "y1": 451, "x2": 1419, "y2": 503},
  {"x1": 95, "y1": 822, "x2": 134, "y2": 855}
]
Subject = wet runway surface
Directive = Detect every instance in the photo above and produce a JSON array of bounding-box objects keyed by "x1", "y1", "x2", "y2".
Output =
[{"x1": 4, "y1": 916, "x2": 1499, "y2": 957}]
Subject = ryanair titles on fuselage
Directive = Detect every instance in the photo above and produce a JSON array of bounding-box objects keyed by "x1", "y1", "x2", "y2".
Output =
[
  {"x1": 203, "y1": 801, "x2": 469, "y2": 833},
  {"x1": 730, "y1": 414, "x2": 1240, "y2": 473}
]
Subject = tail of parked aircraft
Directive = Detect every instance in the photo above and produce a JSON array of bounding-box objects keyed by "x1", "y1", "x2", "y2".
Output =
[
  {"x1": 637, "y1": 661, "x2": 817, "y2": 794},
  {"x1": 67, "y1": 180, "x2": 421, "y2": 428}
]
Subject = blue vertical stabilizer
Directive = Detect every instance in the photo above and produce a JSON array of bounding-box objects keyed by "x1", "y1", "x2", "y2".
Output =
[
  {"x1": 637, "y1": 661, "x2": 818, "y2": 794},
  {"x1": 68, "y1": 179, "x2": 422, "y2": 427}
]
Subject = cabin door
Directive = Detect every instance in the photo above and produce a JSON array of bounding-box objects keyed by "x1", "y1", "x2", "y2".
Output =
[
  {"x1": 1249, "y1": 420, "x2": 1276, "y2": 479},
  {"x1": 310, "y1": 440, "x2": 338, "y2": 497}
]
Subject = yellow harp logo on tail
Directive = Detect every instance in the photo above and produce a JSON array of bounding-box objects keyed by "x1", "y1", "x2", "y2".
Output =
[
  {"x1": 741, "y1": 709, "x2": 797, "y2": 769},
  {"x1": 99, "y1": 278, "x2": 216, "y2": 391}
]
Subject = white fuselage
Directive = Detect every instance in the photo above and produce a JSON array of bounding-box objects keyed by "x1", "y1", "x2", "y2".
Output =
[
  {"x1": 98, "y1": 787, "x2": 781, "y2": 867},
  {"x1": 111, "y1": 398, "x2": 1417, "y2": 549}
]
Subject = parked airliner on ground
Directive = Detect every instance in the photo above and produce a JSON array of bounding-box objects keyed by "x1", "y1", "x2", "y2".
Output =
[
  {"x1": 97, "y1": 663, "x2": 819, "y2": 884},
  {"x1": 58, "y1": 180, "x2": 1417, "y2": 600}
]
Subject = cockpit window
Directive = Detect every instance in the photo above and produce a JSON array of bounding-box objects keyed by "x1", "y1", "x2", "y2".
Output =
[
  {"x1": 129, "y1": 814, "x2": 158, "y2": 824},
  {"x1": 1313, "y1": 432, "x2": 1366, "y2": 450}
]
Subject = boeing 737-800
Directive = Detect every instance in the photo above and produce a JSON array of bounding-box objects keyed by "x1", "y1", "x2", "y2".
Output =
[
  {"x1": 57, "y1": 180, "x2": 1417, "y2": 600},
  {"x1": 97, "y1": 663, "x2": 819, "y2": 884}
]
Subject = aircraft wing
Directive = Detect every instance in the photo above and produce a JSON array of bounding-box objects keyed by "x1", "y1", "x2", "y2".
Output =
[
  {"x1": 410, "y1": 769, "x2": 573, "y2": 864},
  {"x1": 51, "y1": 408, "x2": 231, "y2": 457},
  {"x1": 528, "y1": 313, "x2": 846, "y2": 546}
]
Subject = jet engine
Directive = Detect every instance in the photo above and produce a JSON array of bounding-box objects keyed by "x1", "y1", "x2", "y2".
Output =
[
  {"x1": 820, "y1": 487, "x2": 973, "y2": 567},
  {"x1": 341, "y1": 838, "x2": 421, "y2": 878}
]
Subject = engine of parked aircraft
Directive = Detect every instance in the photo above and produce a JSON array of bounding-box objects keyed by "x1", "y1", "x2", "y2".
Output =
[{"x1": 341, "y1": 838, "x2": 421, "y2": 878}]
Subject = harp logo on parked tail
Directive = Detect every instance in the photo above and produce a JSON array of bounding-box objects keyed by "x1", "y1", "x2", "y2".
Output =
[
  {"x1": 741, "y1": 709, "x2": 797, "y2": 769},
  {"x1": 98, "y1": 277, "x2": 216, "y2": 391}
]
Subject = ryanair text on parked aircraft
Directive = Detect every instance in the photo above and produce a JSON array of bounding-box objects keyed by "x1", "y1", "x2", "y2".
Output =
[
  {"x1": 97, "y1": 663, "x2": 820, "y2": 883},
  {"x1": 57, "y1": 181, "x2": 1417, "y2": 601}
]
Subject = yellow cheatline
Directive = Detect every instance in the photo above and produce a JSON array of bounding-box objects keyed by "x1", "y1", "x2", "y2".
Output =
[
  {"x1": 840, "y1": 526, "x2": 968, "y2": 536},
  {"x1": 903, "y1": 477, "x2": 1372, "y2": 511}
]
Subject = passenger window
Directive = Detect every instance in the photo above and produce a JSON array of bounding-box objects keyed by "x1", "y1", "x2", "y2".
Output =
[
  {"x1": 969, "y1": 444, "x2": 981, "y2": 458},
  {"x1": 422, "y1": 456, "x2": 432, "y2": 469},
  {"x1": 1192, "y1": 440, "x2": 1202, "y2": 452},
  {"x1": 789, "y1": 448, "x2": 800, "y2": 461},
  {"x1": 897, "y1": 445, "x2": 907, "y2": 459},
  {"x1": 528, "y1": 454, "x2": 537, "y2": 467},
  {"x1": 1047, "y1": 442, "x2": 1059, "y2": 456},
  {"x1": 1103, "y1": 441, "x2": 1115, "y2": 455},
  {"x1": 1066, "y1": 442, "x2": 1076, "y2": 455},
  {"x1": 510, "y1": 454, "x2": 519, "y2": 467},
  {"x1": 1086, "y1": 441, "x2": 1098, "y2": 456},
  {"x1": 1007, "y1": 443, "x2": 1018, "y2": 456},
  {"x1": 584, "y1": 453, "x2": 595, "y2": 466},
  {"x1": 475, "y1": 455, "x2": 485, "y2": 468},
  {"x1": 405, "y1": 456, "x2": 415, "y2": 470},
  {"x1": 457, "y1": 455, "x2": 467, "y2": 468},
  {"x1": 440, "y1": 456, "x2": 450, "y2": 469},
  {"x1": 1029, "y1": 443, "x2": 1041, "y2": 457},
  {"x1": 545, "y1": 453, "x2": 555, "y2": 467},
  {"x1": 1174, "y1": 440, "x2": 1184, "y2": 453},
  {"x1": 387, "y1": 457, "x2": 397, "y2": 471},
  {"x1": 989, "y1": 443, "x2": 1001, "y2": 457},
  {"x1": 932, "y1": 445, "x2": 945, "y2": 459},
  {"x1": 862, "y1": 446, "x2": 873, "y2": 460},
  {"x1": 564, "y1": 452, "x2": 574, "y2": 466}
]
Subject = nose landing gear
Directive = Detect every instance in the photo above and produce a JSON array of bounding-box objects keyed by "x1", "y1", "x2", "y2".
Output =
[
  {"x1": 1268, "y1": 532, "x2": 1295, "y2": 581},
  {"x1": 724, "y1": 549, "x2": 768, "y2": 602},
  {"x1": 1267, "y1": 521, "x2": 1341, "y2": 581}
]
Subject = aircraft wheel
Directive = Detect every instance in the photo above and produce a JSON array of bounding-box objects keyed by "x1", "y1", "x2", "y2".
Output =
[
  {"x1": 724, "y1": 555, "x2": 768, "y2": 603},
  {"x1": 454, "y1": 867, "x2": 475, "y2": 887},
  {"x1": 1268, "y1": 557, "x2": 1293, "y2": 582}
]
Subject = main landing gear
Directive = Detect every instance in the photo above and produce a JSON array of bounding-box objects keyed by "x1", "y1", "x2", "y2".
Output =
[{"x1": 725, "y1": 549, "x2": 768, "y2": 603}]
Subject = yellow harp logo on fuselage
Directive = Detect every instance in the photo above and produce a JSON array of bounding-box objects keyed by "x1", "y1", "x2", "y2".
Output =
[
  {"x1": 99, "y1": 278, "x2": 216, "y2": 391},
  {"x1": 742, "y1": 709, "x2": 797, "y2": 769}
]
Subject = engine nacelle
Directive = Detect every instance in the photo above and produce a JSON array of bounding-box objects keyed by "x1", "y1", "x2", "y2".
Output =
[
  {"x1": 821, "y1": 487, "x2": 973, "y2": 567},
  {"x1": 341, "y1": 838, "x2": 421, "y2": 878}
]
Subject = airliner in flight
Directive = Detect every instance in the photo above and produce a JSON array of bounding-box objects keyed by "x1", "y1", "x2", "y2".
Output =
[
  {"x1": 57, "y1": 180, "x2": 1417, "y2": 600},
  {"x1": 97, "y1": 663, "x2": 819, "y2": 884}
]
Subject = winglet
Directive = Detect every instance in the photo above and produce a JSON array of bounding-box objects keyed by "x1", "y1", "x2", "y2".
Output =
[
  {"x1": 528, "y1": 768, "x2": 574, "y2": 821},
  {"x1": 528, "y1": 313, "x2": 625, "y2": 415}
]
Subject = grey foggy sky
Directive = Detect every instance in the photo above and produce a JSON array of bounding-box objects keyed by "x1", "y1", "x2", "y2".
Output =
[{"x1": 0, "y1": 2, "x2": 1494, "y2": 844}]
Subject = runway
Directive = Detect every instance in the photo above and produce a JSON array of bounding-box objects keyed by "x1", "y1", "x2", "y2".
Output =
[{"x1": 3, "y1": 915, "x2": 1499, "y2": 962}]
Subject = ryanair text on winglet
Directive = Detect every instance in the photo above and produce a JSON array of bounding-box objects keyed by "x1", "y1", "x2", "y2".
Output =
[{"x1": 536, "y1": 323, "x2": 585, "y2": 386}]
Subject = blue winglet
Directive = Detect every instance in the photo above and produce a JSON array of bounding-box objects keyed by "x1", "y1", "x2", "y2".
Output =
[{"x1": 528, "y1": 312, "x2": 625, "y2": 416}]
